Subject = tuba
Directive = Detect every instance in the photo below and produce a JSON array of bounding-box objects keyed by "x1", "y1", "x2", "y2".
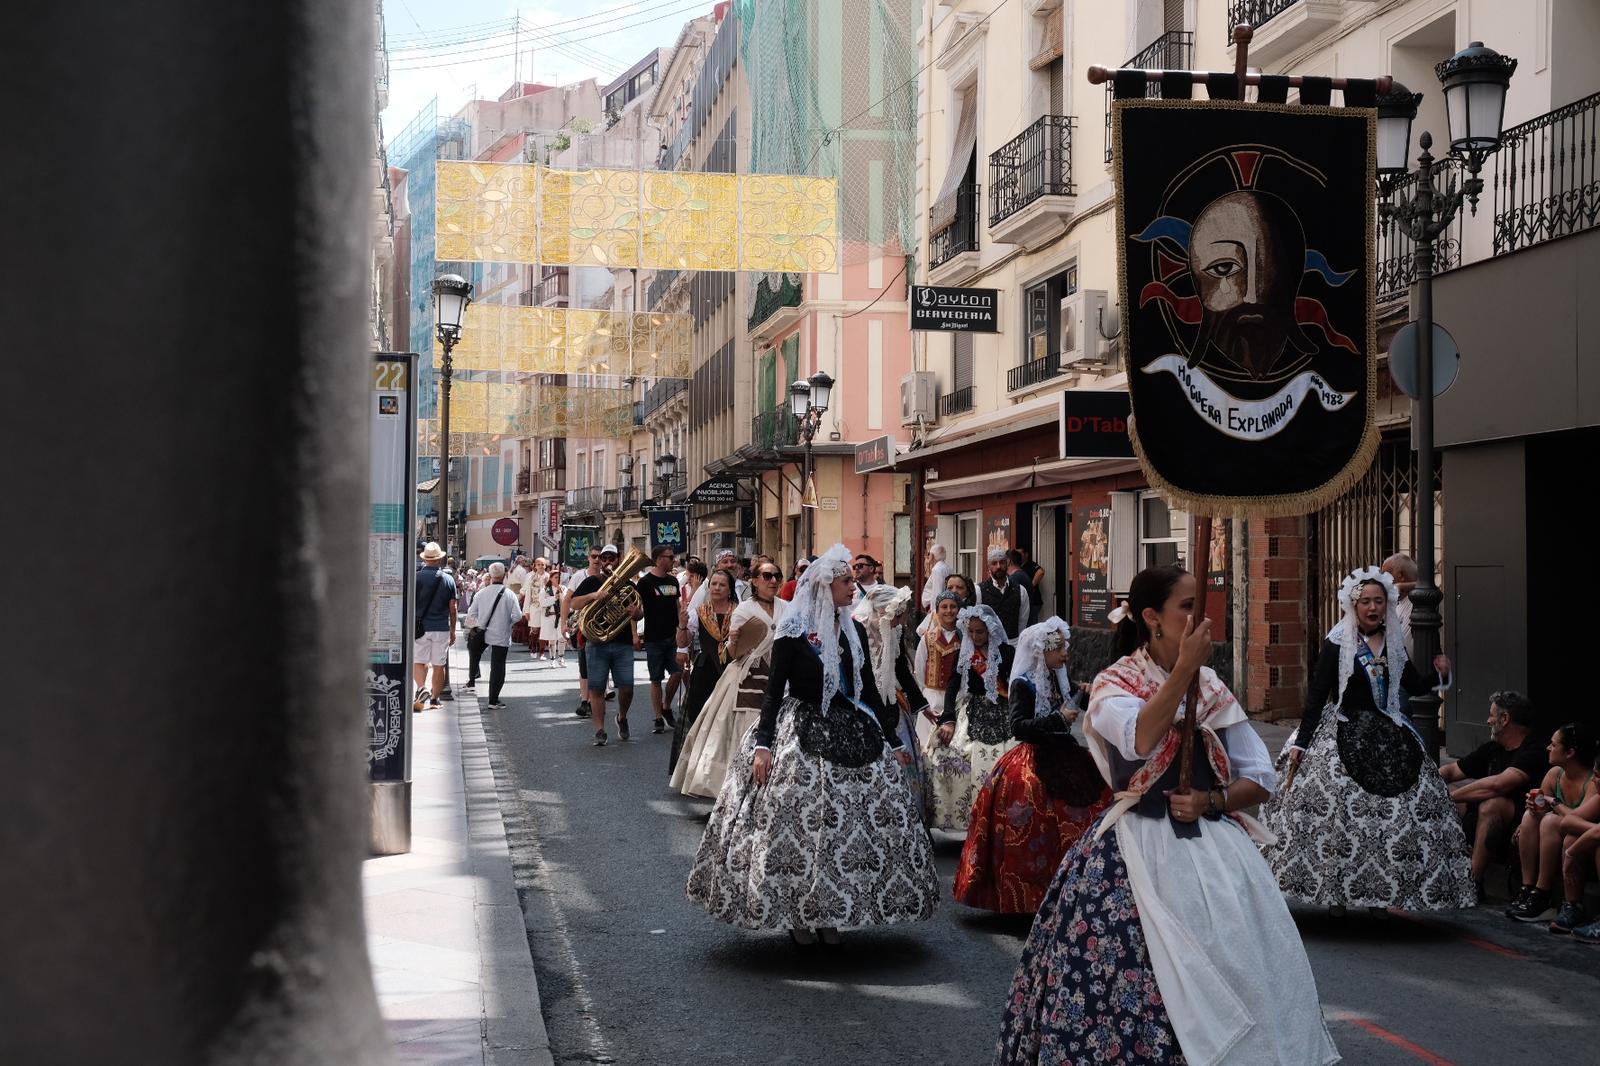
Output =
[{"x1": 578, "y1": 546, "x2": 649, "y2": 642}]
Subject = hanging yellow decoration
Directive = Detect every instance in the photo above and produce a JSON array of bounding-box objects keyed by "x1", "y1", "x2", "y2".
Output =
[
  {"x1": 641, "y1": 172, "x2": 741, "y2": 271},
  {"x1": 740, "y1": 175, "x2": 839, "y2": 273},
  {"x1": 435, "y1": 162, "x2": 539, "y2": 263}
]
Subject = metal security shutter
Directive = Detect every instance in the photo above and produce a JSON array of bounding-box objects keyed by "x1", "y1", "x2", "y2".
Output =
[
  {"x1": 953, "y1": 332, "x2": 974, "y2": 393},
  {"x1": 1164, "y1": 0, "x2": 1185, "y2": 33},
  {"x1": 1049, "y1": 58, "x2": 1064, "y2": 116}
]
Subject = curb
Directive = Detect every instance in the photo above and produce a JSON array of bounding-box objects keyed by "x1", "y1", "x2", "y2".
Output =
[{"x1": 456, "y1": 693, "x2": 555, "y2": 1066}]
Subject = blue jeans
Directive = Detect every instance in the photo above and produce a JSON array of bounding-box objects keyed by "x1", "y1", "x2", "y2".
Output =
[
  {"x1": 645, "y1": 639, "x2": 682, "y2": 682},
  {"x1": 586, "y1": 641, "x2": 635, "y2": 691}
]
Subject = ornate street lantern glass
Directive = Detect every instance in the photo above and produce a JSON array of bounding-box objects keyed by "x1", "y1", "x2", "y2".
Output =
[
  {"x1": 807, "y1": 370, "x2": 834, "y2": 414},
  {"x1": 1434, "y1": 42, "x2": 1516, "y2": 158},
  {"x1": 432, "y1": 274, "x2": 474, "y2": 340},
  {"x1": 1376, "y1": 83, "x2": 1421, "y2": 175},
  {"x1": 789, "y1": 379, "x2": 812, "y2": 419},
  {"x1": 656, "y1": 452, "x2": 677, "y2": 479}
]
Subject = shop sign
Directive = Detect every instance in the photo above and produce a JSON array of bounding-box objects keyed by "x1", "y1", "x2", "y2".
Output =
[
  {"x1": 688, "y1": 477, "x2": 740, "y2": 505},
  {"x1": 1059, "y1": 390, "x2": 1135, "y2": 460},
  {"x1": 854, "y1": 435, "x2": 895, "y2": 473},
  {"x1": 491, "y1": 517, "x2": 519, "y2": 546},
  {"x1": 910, "y1": 285, "x2": 1000, "y2": 332},
  {"x1": 1074, "y1": 502, "x2": 1113, "y2": 626}
]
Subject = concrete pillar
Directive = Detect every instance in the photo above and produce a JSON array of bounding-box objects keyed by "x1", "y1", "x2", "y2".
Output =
[{"x1": 4, "y1": 3, "x2": 389, "y2": 1062}]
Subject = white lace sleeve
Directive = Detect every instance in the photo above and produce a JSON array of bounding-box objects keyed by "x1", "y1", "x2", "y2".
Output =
[
  {"x1": 1220, "y1": 720, "x2": 1278, "y2": 795},
  {"x1": 1090, "y1": 693, "x2": 1149, "y2": 761}
]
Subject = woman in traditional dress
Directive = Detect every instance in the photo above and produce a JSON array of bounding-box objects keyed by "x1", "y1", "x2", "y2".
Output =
[
  {"x1": 1261, "y1": 566, "x2": 1473, "y2": 917},
  {"x1": 671, "y1": 561, "x2": 787, "y2": 799},
  {"x1": 686, "y1": 544, "x2": 939, "y2": 945},
  {"x1": 997, "y1": 565, "x2": 1337, "y2": 1066},
  {"x1": 536, "y1": 569, "x2": 564, "y2": 665},
  {"x1": 853, "y1": 584, "x2": 932, "y2": 819},
  {"x1": 955, "y1": 618, "x2": 1111, "y2": 913},
  {"x1": 668, "y1": 568, "x2": 736, "y2": 776},
  {"x1": 925, "y1": 604, "x2": 1016, "y2": 834},
  {"x1": 913, "y1": 591, "x2": 964, "y2": 748}
]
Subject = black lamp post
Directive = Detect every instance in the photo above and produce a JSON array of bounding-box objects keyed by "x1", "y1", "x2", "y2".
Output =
[
  {"x1": 432, "y1": 274, "x2": 473, "y2": 555},
  {"x1": 1379, "y1": 42, "x2": 1515, "y2": 756},
  {"x1": 790, "y1": 369, "x2": 834, "y2": 557},
  {"x1": 654, "y1": 451, "x2": 677, "y2": 502}
]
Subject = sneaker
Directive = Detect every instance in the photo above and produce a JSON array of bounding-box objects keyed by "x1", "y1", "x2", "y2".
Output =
[
  {"x1": 605, "y1": 689, "x2": 617, "y2": 701},
  {"x1": 464, "y1": 681, "x2": 476, "y2": 691},
  {"x1": 574, "y1": 700, "x2": 592, "y2": 718},
  {"x1": 593, "y1": 730, "x2": 608, "y2": 747},
  {"x1": 1571, "y1": 919, "x2": 1600, "y2": 944},
  {"x1": 617, "y1": 718, "x2": 630, "y2": 742},
  {"x1": 428, "y1": 697, "x2": 442, "y2": 709},
  {"x1": 1549, "y1": 901, "x2": 1586, "y2": 934},
  {"x1": 487, "y1": 701, "x2": 508, "y2": 710},
  {"x1": 652, "y1": 719, "x2": 665, "y2": 734},
  {"x1": 1507, "y1": 887, "x2": 1553, "y2": 923},
  {"x1": 1503, "y1": 886, "x2": 1536, "y2": 919},
  {"x1": 661, "y1": 708, "x2": 677, "y2": 728},
  {"x1": 439, "y1": 688, "x2": 455, "y2": 701}
]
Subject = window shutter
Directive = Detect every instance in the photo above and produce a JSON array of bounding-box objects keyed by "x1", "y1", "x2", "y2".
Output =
[{"x1": 953, "y1": 332, "x2": 974, "y2": 392}]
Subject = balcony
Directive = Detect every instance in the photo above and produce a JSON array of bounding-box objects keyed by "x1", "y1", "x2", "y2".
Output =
[
  {"x1": 989, "y1": 116, "x2": 1076, "y2": 249},
  {"x1": 535, "y1": 270, "x2": 569, "y2": 307},
  {"x1": 1226, "y1": 0, "x2": 1341, "y2": 66},
  {"x1": 1492, "y1": 92, "x2": 1600, "y2": 257},
  {"x1": 534, "y1": 467, "x2": 566, "y2": 494},
  {"x1": 1007, "y1": 351, "x2": 1063, "y2": 394},
  {"x1": 633, "y1": 400, "x2": 646, "y2": 427},
  {"x1": 939, "y1": 385, "x2": 975, "y2": 418},
  {"x1": 1377, "y1": 161, "x2": 1464, "y2": 305},
  {"x1": 565, "y1": 486, "x2": 603, "y2": 515},
  {"x1": 929, "y1": 182, "x2": 981, "y2": 284},
  {"x1": 751, "y1": 408, "x2": 801, "y2": 451},
  {"x1": 748, "y1": 273, "x2": 803, "y2": 337},
  {"x1": 514, "y1": 469, "x2": 533, "y2": 499},
  {"x1": 1105, "y1": 31, "x2": 1194, "y2": 163},
  {"x1": 641, "y1": 377, "x2": 687, "y2": 420},
  {"x1": 603, "y1": 487, "x2": 640, "y2": 514},
  {"x1": 646, "y1": 268, "x2": 682, "y2": 310}
]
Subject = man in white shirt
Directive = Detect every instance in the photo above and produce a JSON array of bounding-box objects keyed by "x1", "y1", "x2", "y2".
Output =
[
  {"x1": 1381, "y1": 552, "x2": 1418, "y2": 656},
  {"x1": 507, "y1": 554, "x2": 531, "y2": 601},
  {"x1": 466, "y1": 562, "x2": 523, "y2": 709},
  {"x1": 921, "y1": 543, "x2": 952, "y2": 611}
]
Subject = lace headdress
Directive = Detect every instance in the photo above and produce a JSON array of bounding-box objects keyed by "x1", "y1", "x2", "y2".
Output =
[
  {"x1": 775, "y1": 543, "x2": 863, "y2": 713},
  {"x1": 955, "y1": 603, "x2": 1009, "y2": 703},
  {"x1": 1335, "y1": 566, "x2": 1413, "y2": 734},
  {"x1": 1010, "y1": 618, "x2": 1071, "y2": 715}
]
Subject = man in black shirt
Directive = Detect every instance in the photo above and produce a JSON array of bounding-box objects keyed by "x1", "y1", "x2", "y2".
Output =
[
  {"x1": 1441, "y1": 690, "x2": 1545, "y2": 891},
  {"x1": 635, "y1": 545, "x2": 684, "y2": 734},
  {"x1": 570, "y1": 553, "x2": 644, "y2": 746},
  {"x1": 978, "y1": 547, "x2": 1028, "y2": 641}
]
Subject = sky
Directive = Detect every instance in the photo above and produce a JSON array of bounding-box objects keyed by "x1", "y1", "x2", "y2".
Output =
[{"x1": 380, "y1": 0, "x2": 714, "y2": 138}]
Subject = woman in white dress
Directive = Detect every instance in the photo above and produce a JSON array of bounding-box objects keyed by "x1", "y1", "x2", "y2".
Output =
[
  {"x1": 853, "y1": 584, "x2": 932, "y2": 820},
  {"x1": 535, "y1": 570, "x2": 564, "y2": 664},
  {"x1": 924, "y1": 604, "x2": 1016, "y2": 834},
  {"x1": 913, "y1": 591, "x2": 963, "y2": 748},
  {"x1": 671, "y1": 561, "x2": 787, "y2": 799},
  {"x1": 996, "y1": 565, "x2": 1337, "y2": 1065}
]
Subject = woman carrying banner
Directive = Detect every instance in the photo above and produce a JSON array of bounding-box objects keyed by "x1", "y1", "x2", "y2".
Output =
[
  {"x1": 924, "y1": 604, "x2": 1016, "y2": 834},
  {"x1": 913, "y1": 591, "x2": 964, "y2": 747},
  {"x1": 996, "y1": 565, "x2": 1337, "y2": 1066},
  {"x1": 954, "y1": 618, "x2": 1111, "y2": 913},
  {"x1": 668, "y1": 568, "x2": 737, "y2": 776},
  {"x1": 686, "y1": 544, "x2": 938, "y2": 945},
  {"x1": 853, "y1": 583, "x2": 933, "y2": 819},
  {"x1": 1261, "y1": 566, "x2": 1473, "y2": 916},
  {"x1": 670, "y1": 562, "x2": 787, "y2": 799}
]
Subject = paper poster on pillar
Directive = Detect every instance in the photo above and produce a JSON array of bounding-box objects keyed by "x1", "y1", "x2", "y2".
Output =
[{"x1": 1114, "y1": 99, "x2": 1378, "y2": 516}]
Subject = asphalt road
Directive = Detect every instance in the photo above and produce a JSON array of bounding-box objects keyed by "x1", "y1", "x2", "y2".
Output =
[{"x1": 480, "y1": 649, "x2": 1600, "y2": 1066}]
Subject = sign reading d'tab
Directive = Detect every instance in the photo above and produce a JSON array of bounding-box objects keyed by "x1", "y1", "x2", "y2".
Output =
[{"x1": 1059, "y1": 391, "x2": 1135, "y2": 460}]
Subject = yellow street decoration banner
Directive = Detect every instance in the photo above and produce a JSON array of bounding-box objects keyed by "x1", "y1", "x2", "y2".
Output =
[
  {"x1": 435, "y1": 162, "x2": 839, "y2": 272},
  {"x1": 429, "y1": 379, "x2": 636, "y2": 439},
  {"x1": 438, "y1": 304, "x2": 692, "y2": 380}
]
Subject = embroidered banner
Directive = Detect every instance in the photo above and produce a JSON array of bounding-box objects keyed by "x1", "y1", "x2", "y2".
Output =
[{"x1": 1114, "y1": 99, "x2": 1377, "y2": 515}]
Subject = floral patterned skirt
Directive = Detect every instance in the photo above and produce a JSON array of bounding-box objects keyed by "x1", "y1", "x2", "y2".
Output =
[
  {"x1": 996, "y1": 817, "x2": 1185, "y2": 1065},
  {"x1": 924, "y1": 700, "x2": 1018, "y2": 833},
  {"x1": 954, "y1": 743, "x2": 1112, "y2": 914}
]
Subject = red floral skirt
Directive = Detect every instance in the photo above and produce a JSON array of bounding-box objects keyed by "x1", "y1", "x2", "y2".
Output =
[{"x1": 954, "y1": 742, "x2": 1112, "y2": 914}]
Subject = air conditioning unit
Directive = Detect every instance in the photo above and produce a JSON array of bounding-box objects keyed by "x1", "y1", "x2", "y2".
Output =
[
  {"x1": 1060, "y1": 289, "x2": 1111, "y2": 365},
  {"x1": 900, "y1": 371, "x2": 938, "y2": 426}
]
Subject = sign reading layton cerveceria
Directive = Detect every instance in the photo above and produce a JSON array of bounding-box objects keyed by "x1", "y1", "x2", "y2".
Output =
[{"x1": 909, "y1": 285, "x2": 1000, "y2": 333}]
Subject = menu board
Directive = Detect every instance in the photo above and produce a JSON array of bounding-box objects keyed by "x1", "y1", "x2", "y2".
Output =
[{"x1": 1075, "y1": 502, "x2": 1113, "y2": 626}]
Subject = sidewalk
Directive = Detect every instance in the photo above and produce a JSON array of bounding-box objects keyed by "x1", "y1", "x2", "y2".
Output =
[{"x1": 362, "y1": 646, "x2": 552, "y2": 1066}]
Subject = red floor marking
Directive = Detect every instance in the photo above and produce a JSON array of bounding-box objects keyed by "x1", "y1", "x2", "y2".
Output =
[
  {"x1": 1387, "y1": 909, "x2": 1529, "y2": 960},
  {"x1": 1328, "y1": 1013, "x2": 1458, "y2": 1066}
]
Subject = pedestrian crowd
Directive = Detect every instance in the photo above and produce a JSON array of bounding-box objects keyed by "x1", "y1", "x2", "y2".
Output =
[{"x1": 412, "y1": 535, "x2": 1600, "y2": 1062}]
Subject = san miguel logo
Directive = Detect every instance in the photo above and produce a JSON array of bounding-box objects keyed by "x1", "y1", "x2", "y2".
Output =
[{"x1": 1115, "y1": 100, "x2": 1377, "y2": 515}]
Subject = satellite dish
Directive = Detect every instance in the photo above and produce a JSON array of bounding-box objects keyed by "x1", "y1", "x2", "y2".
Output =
[{"x1": 1389, "y1": 321, "x2": 1460, "y2": 399}]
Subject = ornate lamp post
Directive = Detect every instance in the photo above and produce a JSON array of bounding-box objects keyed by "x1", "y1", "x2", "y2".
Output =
[
  {"x1": 432, "y1": 274, "x2": 473, "y2": 555},
  {"x1": 1379, "y1": 42, "x2": 1515, "y2": 755},
  {"x1": 790, "y1": 369, "x2": 834, "y2": 557},
  {"x1": 654, "y1": 451, "x2": 677, "y2": 502}
]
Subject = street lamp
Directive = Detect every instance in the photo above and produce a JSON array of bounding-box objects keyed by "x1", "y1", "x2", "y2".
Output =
[
  {"x1": 654, "y1": 451, "x2": 677, "y2": 500},
  {"x1": 791, "y1": 370, "x2": 834, "y2": 557},
  {"x1": 1381, "y1": 42, "x2": 1515, "y2": 757},
  {"x1": 433, "y1": 273, "x2": 473, "y2": 556}
]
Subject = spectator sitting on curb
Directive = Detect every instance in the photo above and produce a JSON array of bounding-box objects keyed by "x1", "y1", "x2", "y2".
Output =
[
  {"x1": 1504, "y1": 723, "x2": 1600, "y2": 925},
  {"x1": 1441, "y1": 690, "x2": 1546, "y2": 899}
]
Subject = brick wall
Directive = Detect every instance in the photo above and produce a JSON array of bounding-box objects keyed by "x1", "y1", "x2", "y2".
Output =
[{"x1": 1247, "y1": 515, "x2": 1309, "y2": 720}]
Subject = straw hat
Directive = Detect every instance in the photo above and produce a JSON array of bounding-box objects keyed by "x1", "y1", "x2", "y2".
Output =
[{"x1": 420, "y1": 542, "x2": 446, "y2": 562}]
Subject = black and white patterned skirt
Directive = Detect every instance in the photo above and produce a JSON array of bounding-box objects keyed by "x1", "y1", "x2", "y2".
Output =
[{"x1": 686, "y1": 696, "x2": 940, "y2": 931}]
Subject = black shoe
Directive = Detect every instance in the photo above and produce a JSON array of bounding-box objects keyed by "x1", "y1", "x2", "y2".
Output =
[
  {"x1": 464, "y1": 681, "x2": 476, "y2": 691},
  {"x1": 1504, "y1": 886, "x2": 1533, "y2": 919},
  {"x1": 487, "y1": 701, "x2": 508, "y2": 710},
  {"x1": 605, "y1": 689, "x2": 617, "y2": 701},
  {"x1": 428, "y1": 697, "x2": 442, "y2": 709},
  {"x1": 574, "y1": 700, "x2": 592, "y2": 718},
  {"x1": 652, "y1": 718, "x2": 665, "y2": 734},
  {"x1": 661, "y1": 708, "x2": 677, "y2": 728},
  {"x1": 439, "y1": 688, "x2": 455, "y2": 701},
  {"x1": 593, "y1": 730, "x2": 608, "y2": 747},
  {"x1": 1550, "y1": 901, "x2": 1586, "y2": 934},
  {"x1": 617, "y1": 718, "x2": 630, "y2": 741},
  {"x1": 1507, "y1": 888, "x2": 1553, "y2": 922}
]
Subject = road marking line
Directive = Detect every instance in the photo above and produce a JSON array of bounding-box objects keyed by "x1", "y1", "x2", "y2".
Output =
[{"x1": 1328, "y1": 1013, "x2": 1457, "y2": 1066}]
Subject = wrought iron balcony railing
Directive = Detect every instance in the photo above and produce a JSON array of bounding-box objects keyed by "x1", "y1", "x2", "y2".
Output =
[
  {"x1": 1492, "y1": 92, "x2": 1600, "y2": 256},
  {"x1": 1007, "y1": 351, "x2": 1062, "y2": 393},
  {"x1": 515, "y1": 469, "x2": 532, "y2": 496},
  {"x1": 930, "y1": 182, "x2": 981, "y2": 269},
  {"x1": 939, "y1": 385, "x2": 974, "y2": 417},
  {"x1": 751, "y1": 408, "x2": 802, "y2": 451},
  {"x1": 534, "y1": 468, "x2": 566, "y2": 494},
  {"x1": 1377, "y1": 160, "x2": 1464, "y2": 303},
  {"x1": 1105, "y1": 31, "x2": 1194, "y2": 163},
  {"x1": 602, "y1": 487, "x2": 640, "y2": 513},
  {"x1": 990, "y1": 116, "x2": 1075, "y2": 226},
  {"x1": 1227, "y1": 0, "x2": 1297, "y2": 34},
  {"x1": 565, "y1": 486, "x2": 602, "y2": 513},
  {"x1": 646, "y1": 268, "x2": 681, "y2": 310},
  {"x1": 641, "y1": 376, "x2": 687, "y2": 419}
]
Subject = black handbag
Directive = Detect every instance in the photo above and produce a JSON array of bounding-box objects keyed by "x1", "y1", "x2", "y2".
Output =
[{"x1": 465, "y1": 586, "x2": 507, "y2": 655}]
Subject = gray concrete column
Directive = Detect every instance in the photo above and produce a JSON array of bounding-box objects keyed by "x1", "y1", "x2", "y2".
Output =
[{"x1": 3, "y1": 2, "x2": 390, "y2": 1062}]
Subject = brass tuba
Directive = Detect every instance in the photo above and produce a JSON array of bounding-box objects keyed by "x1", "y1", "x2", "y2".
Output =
[{"x1": 578, "y1": 546, "x2": 649, "y2": 642}]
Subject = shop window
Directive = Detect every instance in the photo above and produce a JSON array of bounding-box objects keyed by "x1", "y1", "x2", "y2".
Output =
[
  {"x1": 957, "y1": 512, "x2": 980, "y2": 583},
  {"x1": 1138, "y1": 490, "x2": 1188, "y2": 569}
]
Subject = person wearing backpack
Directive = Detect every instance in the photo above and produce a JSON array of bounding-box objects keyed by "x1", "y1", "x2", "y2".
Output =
[
  {"x1": 466, "y1": 561, "x2": 523, "y2": 710},
  {"x1": 413, "y1": 542, "x2": 458, "y2": 712}
]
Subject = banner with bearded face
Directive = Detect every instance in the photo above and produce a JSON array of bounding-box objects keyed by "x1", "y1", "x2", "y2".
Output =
[{"x1": 1113, "y1": 99, "x2": 1377, "y2": 516}]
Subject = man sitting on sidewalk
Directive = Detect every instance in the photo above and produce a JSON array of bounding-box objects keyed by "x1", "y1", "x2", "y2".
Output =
[{"x1": 1441, "y1": 690, "x2": 1546, "y2": 898}]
